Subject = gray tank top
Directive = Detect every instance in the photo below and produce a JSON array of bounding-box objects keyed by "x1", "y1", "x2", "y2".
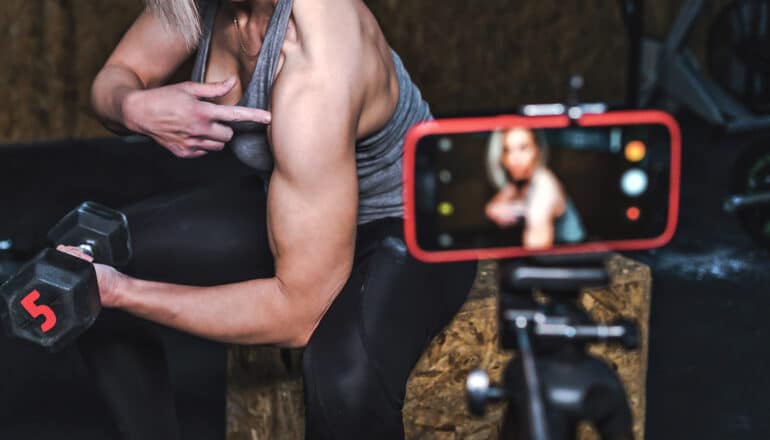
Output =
[{"x1": 191, "y1": 0, "x2": 433, "y2": 224}]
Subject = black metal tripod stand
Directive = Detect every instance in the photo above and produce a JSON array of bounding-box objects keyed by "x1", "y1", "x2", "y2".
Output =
[{"x1": 467, "y1": 255, "x2": 639, "y2": 440}]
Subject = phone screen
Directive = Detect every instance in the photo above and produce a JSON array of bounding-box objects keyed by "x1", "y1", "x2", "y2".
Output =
[{"x1": 405, "y1": 113, "x2": 680, "y2": 261}]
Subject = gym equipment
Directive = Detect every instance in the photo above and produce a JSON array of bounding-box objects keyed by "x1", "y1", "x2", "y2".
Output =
[
  {"x1": 466, "y1": 256, "x2": 638, "y2": 440},
  {"x1": 0, "y1": 202, "x2": 131, "y2": 351},
  {"x1": 464, "y1": 90, "x2": 642, "y2": 439},
  {"x1": 47, "y1": 201, "x2": 133, "y2": 267},
  {"x1": 0, "y1": 249, "x2": 100, "y2": 351},
  {"x1": 639, "y1": 0, "x2": 770, "y2": 133},
  {"x1": 708, "y1": 0, "x2": 770, "y2": 114},
  {"x1": 725, "y1": 136, "x2": 770, "y2": 248},
  {"x1": 616, "y1": 0, "x2": 644, "y2": 108}
]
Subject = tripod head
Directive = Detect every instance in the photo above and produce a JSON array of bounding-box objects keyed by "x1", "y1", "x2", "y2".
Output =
[
  {"x1": 467, "y1": 254, "x2": 638, "y2": 440},
  {"x1": 497, "y1": 254, "x2": 639, "y2": 352}
]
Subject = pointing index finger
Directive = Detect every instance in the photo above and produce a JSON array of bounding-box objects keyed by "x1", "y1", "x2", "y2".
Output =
[{"x1": 201, "y1": 102, "x2": 272, "y2": 124}]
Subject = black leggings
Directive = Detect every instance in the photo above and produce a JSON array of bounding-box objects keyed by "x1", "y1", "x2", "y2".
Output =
[{"x1": 76, "y1": 175, "x2": 477, "y2": 440}]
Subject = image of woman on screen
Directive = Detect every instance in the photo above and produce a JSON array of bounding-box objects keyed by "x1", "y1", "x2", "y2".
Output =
[{"x1": 485, "y1": 127, "x2": 585, "y2": 249}]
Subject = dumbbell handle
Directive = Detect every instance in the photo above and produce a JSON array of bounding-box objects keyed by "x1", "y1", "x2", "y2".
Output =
[
  {"x1": 52, "y1": 243, "x2": 95, "y2": 260},
  {"x1": 48, "y1": 201, "x2": 133, "y2": 268},
  {"x1": 75, "y1": 243, "x2": 95, "y2": 258}
]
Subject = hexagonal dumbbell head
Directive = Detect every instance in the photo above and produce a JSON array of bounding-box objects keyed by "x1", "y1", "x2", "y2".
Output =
[
  {"x1": 0, "y1": 249, "x2": 101, "y2": 351},
  {"x1": 47, "y1": 201, "x2": 132, "y2": 268}
]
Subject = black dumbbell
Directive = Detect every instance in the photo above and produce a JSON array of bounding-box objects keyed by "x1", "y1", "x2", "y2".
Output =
[
  {"x1": 0, "y1": 202, "x2": 131, "y2": 351},
  {"x1": 47, "y1": 201, "x2": 133, "y2": 267}
]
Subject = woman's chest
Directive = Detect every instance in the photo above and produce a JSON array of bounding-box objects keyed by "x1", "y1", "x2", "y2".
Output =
[{"x1": 203, "y1": 9, "x2": 290, "y2": 109}]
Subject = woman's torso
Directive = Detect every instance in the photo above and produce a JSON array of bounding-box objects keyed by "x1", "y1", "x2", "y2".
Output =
[
  {"x1": 191, "y1": 0, "x2": 433, "y2": 224},
  {"x1": 511, "y1": 168, "x2": 561, "y2": 207},
  {"x1": 516, "y1": 169, "x2": 585, "y2": 244}
]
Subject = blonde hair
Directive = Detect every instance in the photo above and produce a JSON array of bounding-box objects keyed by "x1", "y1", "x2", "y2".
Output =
[
  {"x1": 145, "y1": 0, "x2": 202, "y2": 49},
  {"x1": 486, "y1": 127, "x2": 549, "y2": 189}
]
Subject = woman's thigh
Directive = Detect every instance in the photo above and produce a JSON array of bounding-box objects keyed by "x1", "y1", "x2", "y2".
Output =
[
  {"x1": 84, "y1": 174, "x2": 274, "y2": 346},
  {"x1": 124, "y1": 175, "x2": 274, "y2": 284},
  {"x1": 78, "y1": 175, "x2": 273, "y2": 440},
  {"x1": 302, "y1": 218, "x2": 477, "y2": 439}
]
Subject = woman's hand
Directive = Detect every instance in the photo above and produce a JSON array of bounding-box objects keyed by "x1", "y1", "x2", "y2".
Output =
[
  {"x1": 121, "y1": 76, "x2": 272, "y2": 158},
  {"x1": 486, "y1": 201, "x2": 526, "y2": 227},
  {"x1": 56, "y1": 245, "x2": 126, "y2": 308}
]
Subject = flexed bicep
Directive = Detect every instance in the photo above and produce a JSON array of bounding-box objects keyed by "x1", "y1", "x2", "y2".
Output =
[{"x1": 265, "y1": 69, "x2": 362, "y2": 340}]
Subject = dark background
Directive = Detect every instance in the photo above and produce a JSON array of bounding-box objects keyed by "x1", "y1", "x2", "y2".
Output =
[
  {"x1": 4, "y1": 114, "x2": 770, "y2": 440},
  {"x1": 0, "y1": 140, "x2": 255, "y2": 439},
  {"x1": 0, "y1": 0, "x2": 734, "y2": 143},
  {"x1": 2, "y1": 0, "x2": 770, "y2": 439}
]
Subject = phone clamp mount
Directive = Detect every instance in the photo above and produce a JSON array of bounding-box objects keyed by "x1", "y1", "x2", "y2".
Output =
[
  {"x1": 466, "y1": 254, "x2": 639, "y2": 440},
  {"x1": 519, "y1": 75, "x2": 609, "y2": 122}
]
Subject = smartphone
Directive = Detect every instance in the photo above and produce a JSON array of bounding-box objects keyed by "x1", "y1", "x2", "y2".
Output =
[{"x1": 403, "y1": 110, "x2": 681, "y2": 262}]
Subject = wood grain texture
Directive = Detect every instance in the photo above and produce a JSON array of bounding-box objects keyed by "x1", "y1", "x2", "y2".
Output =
[
  {"x1": 0, "y1": 0, "x2": 143, "y2": 141},
  {"x1": 2, "y1": 0, "x2": 731, "y2": 143},
  {"x1": 226, "y1": 255, "x2": 651, "y2": 439}
]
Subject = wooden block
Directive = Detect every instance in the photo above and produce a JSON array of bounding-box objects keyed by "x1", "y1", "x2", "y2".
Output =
[
  {"x1": 226, "y1": 346, "x2": 305, "y2": 439},
  {"x1": 226, "y1": 255, "x2": 650, "y2": 439}
]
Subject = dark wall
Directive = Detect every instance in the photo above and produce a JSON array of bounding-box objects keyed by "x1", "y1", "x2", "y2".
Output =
[
  {"x1": 0, "y1": 137, "x2": 254, "y2": 256},
  {"x1": 0, "y1": 0, "x2": 732, "y2": 143},
  {"x1": 0, "y1": 136, "x2": 254, "y2": 440}
]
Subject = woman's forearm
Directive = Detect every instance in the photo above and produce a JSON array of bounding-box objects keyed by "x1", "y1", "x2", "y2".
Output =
[
  {"x1": 91, "y1": 64, "x2": 146, "y2": 133},
  {"x1": 114, "y1": 276, "x2": 312, "y2": 347}
]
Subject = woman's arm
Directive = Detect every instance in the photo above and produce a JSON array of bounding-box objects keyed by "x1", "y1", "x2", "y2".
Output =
[
  {"x1": 91, "y1": 8, "x2": 270, "y2": 157},
  {"x1": 94, "y1": 1, "x2": 366, "y2": 348},
  {"x1": 91, "y1": 9, "x2": 193, "y2": 132},
  {"x1": 111, "y1": 73, "x2": 361, "y2": 347},
  {"x1": 523, "y1": 171, "x2": 567, "y2": 249},
  {"x1": 486, "y1": 185, "x2": 522, "y2": 227}
]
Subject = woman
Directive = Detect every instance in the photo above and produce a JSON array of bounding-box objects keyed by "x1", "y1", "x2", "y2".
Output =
[
  {"x1": 485, "y1": 127, "x2": 585, "y2": 249},
  {"x1": 68, "y1": 0, "x2": 477, "y2": 439}
]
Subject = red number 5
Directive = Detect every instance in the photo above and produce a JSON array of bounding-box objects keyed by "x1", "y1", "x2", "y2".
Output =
[{"x1": 20, "y1": 290, "x2": 57, "y2": 333}]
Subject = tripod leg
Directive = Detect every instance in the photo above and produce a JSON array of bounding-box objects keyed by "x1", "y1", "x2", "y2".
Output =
[
  {"x1": 594, "y1": 402, "x2": 634, "y2": 440},
  {"x1": 500, "y1": 402, "x2": 578, "y2": 440},
  {"x1": 585, "y1": 383, "x2": 634, "y2": 440},
  {"x1": 577, "y1": 357, "x2": 635, "y2": 440}
]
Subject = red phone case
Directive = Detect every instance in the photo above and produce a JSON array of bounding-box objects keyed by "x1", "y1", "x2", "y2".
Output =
[{"x1": 402, "y1": 110, "x2": 682, "y2": 263}]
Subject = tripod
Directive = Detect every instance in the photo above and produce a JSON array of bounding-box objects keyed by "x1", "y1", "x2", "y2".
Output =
[{"x1": 467, "y1": 255, "x2": 639, "y2": 440}]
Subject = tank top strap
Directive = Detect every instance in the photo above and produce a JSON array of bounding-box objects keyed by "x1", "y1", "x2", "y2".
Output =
[
  {"x1": 240, "y1": 0, "x2": 294, "y2": 110},
  {"x1": 191, "y1": 0, "x2": 219, "y2": 83},
  {"x1": 191, "y1": 0, "x2": 293, "y2": 106},
  {"x1": 190, "y1": 0, "x2": 294, "y2": 172}
]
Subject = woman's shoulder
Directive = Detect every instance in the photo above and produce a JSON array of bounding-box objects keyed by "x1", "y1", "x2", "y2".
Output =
[
  {"x1": 532, "y1": 168, "x2": 566, "y2": 200},
  {"x1": 533, "y1": 167, "x2": 558, "y2": 186}
]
